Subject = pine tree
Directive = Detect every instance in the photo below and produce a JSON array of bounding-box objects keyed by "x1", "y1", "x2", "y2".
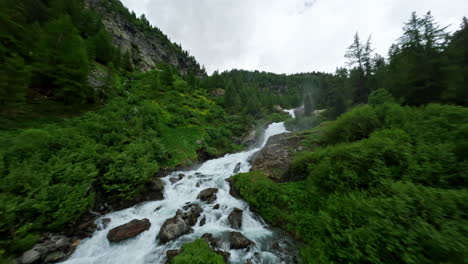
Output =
[{"x1": 34, "y1": 15, "x2": 90, "y2": 103}]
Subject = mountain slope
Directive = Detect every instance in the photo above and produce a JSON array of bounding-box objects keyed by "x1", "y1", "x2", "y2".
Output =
[{"x1": 85, "y1": 0, "x2": 205, "y2": 75}]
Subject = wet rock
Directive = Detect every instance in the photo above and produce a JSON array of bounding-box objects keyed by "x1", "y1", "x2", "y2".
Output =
[
  {"x1": 227, "y1": 178, "x2": 241, "y2": 199},
  {"x1": 21, "y1": 248, "x2": 41, "y2": 264},
  {"x1": 44, "y1": 251, "x2": 65, "y2": 263},
  {"x1": 181, "y1": 204, "x2": 203, "y2": 226},
  {"x1": 107, "y1": 219, "x2": 151, "y2": 242},
  {"x1": 200, "y1": 216, "x2": 206, "y2": 226},
  {"x1": 154, "y1": 206, "x2": 162, "y2": 212},
  {"x1": 197, "y1": 188, "x2": 218, "y2": 204},
  {"x1": 201, "y1": 233, "x2": 218, "y2": 248},
  {"x1": 158, "y1": 211, "x2": 193, "y2": 243},
  {"x1": 213, "y1": 204, "x2": 220, "y2": 210},
  {"x1": 233, "y1": 162, "x2": 241, "y2": 174},
  {"x1": 98, "y1": 218, "x2": 111, "y2": 230},
  {"x1": 166, "y1": 249, "x2": 182, "y2": 263},
  {"x1": 228, "y1": 208, "x2": 243, "y2": 229},
  {"x1": 170, "y1": 174, "x2": 185, "y2": 184},
  {"x1": 251, "y1": 133, "x2": 305, "y2": 182},
  {"x1": 150, "y1": 177, "x2": 165, "y2": 192},
  {"x1": 214, "y1": 250, "x2": 231, "y2": 262},
  {"x1": 78, "y1": 219, "x2": 97, "y2": 236},
  {"x1": 229, "y1": 232, "x2": 254, "y2": 249}
]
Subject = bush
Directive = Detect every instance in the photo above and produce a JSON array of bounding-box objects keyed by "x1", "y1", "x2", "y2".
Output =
[{"x1": 172, "y1": 239, "x2": 225, "y2": 264}]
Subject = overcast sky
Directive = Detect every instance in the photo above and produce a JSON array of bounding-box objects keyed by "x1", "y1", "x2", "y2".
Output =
[{"x1": 121, "y1": 0, "x2": 468, "y2": 75}]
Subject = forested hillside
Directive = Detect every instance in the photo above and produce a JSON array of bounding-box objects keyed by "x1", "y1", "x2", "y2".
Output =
[
  {"x1": 232, "y1": 12, "x2": 468, "y2": 264},
  {"x1": 0, "y1": 0, "x2": 467, "y2": 262}
]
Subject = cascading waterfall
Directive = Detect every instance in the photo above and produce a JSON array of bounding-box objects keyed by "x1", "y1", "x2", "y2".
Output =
[{"x1": 62, "y1": 110, "x2": 297, "y2": 264}]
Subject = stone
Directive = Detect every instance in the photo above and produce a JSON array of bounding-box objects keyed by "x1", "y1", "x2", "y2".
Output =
[
  {"x1": 150, "y1": 178, "x2": 165, "y2": 192},
  {"x1": 233, "y1": 162, "x2": 241, "y2": 174},
  {"x1": 101, "y1": 218, "x2": 111, "y2": 229},
  {"x1": 201, "y1": 233, "x2": 218, "y2": 248},
  {"x1": 197, "y1": 188, "x2": 218, "y2": 204},
  {"x1": 227, "y1": 208, "x2": 243, "y2": 229},
  {"x1": 251, "y1": 133, "x2": 305, "y2": 182},
  {"x1": 199, "y1": 216, "x2": 206, "y2": 226},
  {"x1": 213, "y1": 204, "x2": 220, "y2": 210},
  {"x1": 158, "y1": 211, "x2": 193, "y2": 243},
  {"x1": 229, "y1": 232, "x2": 254, "y2": 249},
  {"x1": 20, "y1": 248, "x2": 41, "y2": 264},
  {"x1": 107, "y1": 219, "x2": 151, "y2": 242},
  {"x1": 181, "y1": 204, "x2": 203, "y2": 226},
  {"x1": 54, "y1": 237, "x2": 70, "y2": 249},
  {"x1": 43, "y1": 251, "x2": 66, "y2": 263}
]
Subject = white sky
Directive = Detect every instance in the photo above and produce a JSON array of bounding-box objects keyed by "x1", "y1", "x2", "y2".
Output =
[{"x1": 120, "y1": 0, "x2": 468, "y2": 74}]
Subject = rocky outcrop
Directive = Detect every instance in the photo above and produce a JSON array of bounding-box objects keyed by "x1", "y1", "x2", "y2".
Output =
[
  {"x1": 251, "y1": 133, "x2": 304, "y2": 182},
  {"x1": 228, "y1": 208, "x2": 243, "y2": 229},
  {"x1": 229, "y1": 232, "x2": 254, "y2": 249},
  {"x1": 19, "y1": 234, "x2": 79, "y2": 264},
  {"x1": 84, "y1": 0, "x2": 204, "y2": 75},
  {"x1": 197, "y1": 188, "x2": 218, "y2": 204},
  {"x1": 107, "y1": 219, "x2": 151, "y2": 242}
]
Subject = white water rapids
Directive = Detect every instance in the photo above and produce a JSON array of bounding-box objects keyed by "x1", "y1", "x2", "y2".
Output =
[{"x1": 62, "y1": 111, "x2": 297, "y2": 264}]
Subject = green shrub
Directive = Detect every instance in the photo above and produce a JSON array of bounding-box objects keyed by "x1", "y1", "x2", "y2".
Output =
[{"x1": 172, "y1": 239, "x2": 225, "y2": 264}]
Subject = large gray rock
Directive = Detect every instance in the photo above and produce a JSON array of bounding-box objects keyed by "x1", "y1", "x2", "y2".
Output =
[
  {"x1": 229, "y1": 232, "x2": 254, "y2": 249},
  {"x1": 227, "y1": 208, "x2": 243, "y2": 229},
  {"x1": 197, "y1": 188, "x2": 218, "y2": 204},
  {"x1": 158, "y1": 211, "x2": 193, "y2": 243},
  {"x1": 107, "y1": 219, "x2": 151, "y2": 242},
  {"x1": 251, "y1": 133, "x2": 304, "y2": 182},
  {"x1": 20, "y1": 248, "x2": 41, "y2": 264},
  {"x1": 181, "y1": 203, "x2": 203, "y2": 226}
]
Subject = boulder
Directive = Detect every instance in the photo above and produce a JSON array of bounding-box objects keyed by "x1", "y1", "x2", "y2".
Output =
[
  {"x1": 227, "y1": 208, "x2": 243, "y2": 229},
  {"x1": 197, "y1": 188, "x2": 218, "y2": 204},
  {"x1": 200, "y1": 216, "x2": 206, "y2": 226},
  {"x1": 227, "y1": 178, "x2": 241, "y2": 199},
  {"x1": 201, "y1": 233, "x2": 219, "y2": 248},
  {"x1": 233, "y1": 162, "x2": 241, "y2": 174},
  {"x1": 107, "y1": 219, "x2": 151, "y2": 242},
  {"x1": 44, "y1": 251, "x2": 66, "y2": 263},
  {"x1": 149, "y1": 177, "x2": 165, "y2": 194},
  {"x1": 251, "y1": 133, "x2": 304, "y2": 182},
  {"x1": 213, "y1": 204, "x2": 220, "y2": 210},
  {"x1": 21, "y1": 248, "x2": 41, "y2": 264},
  {"x1": 181, "y1": 203, "x2": 203, "y2": 226},
  {"x1": 229, "y1": 232, "x2": 254, "y2": 249},
  {"x1": 158, "y1": 211, "x2": 193, "y2": 243}
]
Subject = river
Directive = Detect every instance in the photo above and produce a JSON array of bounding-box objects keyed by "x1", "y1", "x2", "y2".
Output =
[{"x1": 62, "y1": 110, "x2": 297, "y2": 264}]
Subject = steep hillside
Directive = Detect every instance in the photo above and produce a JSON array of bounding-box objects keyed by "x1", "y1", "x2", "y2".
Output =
[{"x1": 85, "y1": 0, "x2": 205, "y2": 75}]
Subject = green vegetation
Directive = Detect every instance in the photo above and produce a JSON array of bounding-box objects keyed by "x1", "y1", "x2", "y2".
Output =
[
  {"x1": 233, "y1": 103, "x2": 468, "y2": 263},
  {"x1": 171, "y1": 239, "x2": 225, "y2": 264},
  {"x1": 0, "y1": 68, "x2": 251, "y2": 256}
]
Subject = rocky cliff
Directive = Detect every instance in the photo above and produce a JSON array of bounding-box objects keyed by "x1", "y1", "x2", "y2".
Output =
[{"x1": 85, "y1": 0, "x2": 205, "y2": 75}]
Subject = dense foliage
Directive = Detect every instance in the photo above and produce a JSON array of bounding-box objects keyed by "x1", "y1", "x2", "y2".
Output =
[
  {"x1": 0, "y1": 68, "x2": 249, "y2": 256},
  {"x1": 171, "y1": 239, "x2": 225, "y2": 264},
  {"x1": 233, "y1": 103, "x2": 468, "y2": 263}
]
